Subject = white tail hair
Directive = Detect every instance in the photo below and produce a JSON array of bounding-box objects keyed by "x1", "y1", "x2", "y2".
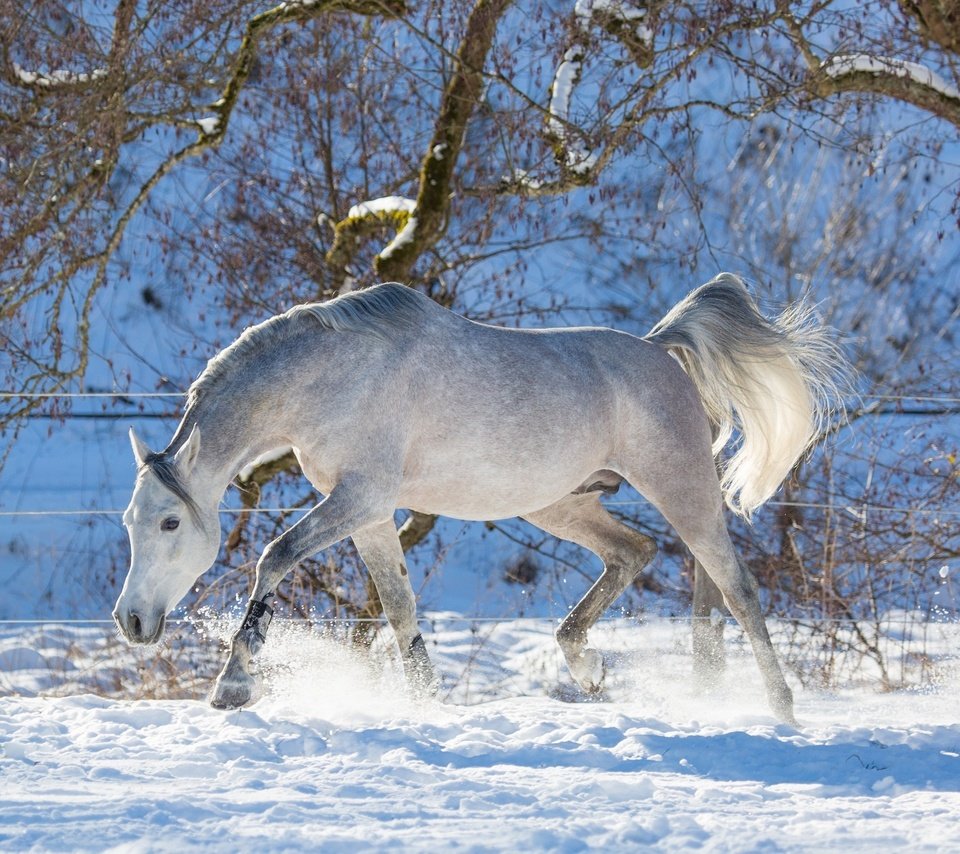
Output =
[{"x1": 645, "y1": 273, "x2": 850, "y2": 518}]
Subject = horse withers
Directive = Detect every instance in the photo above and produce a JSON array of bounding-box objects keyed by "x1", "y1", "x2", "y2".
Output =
[{"x1": 114, "y1": 275, "x2": 847, "y2": 723}]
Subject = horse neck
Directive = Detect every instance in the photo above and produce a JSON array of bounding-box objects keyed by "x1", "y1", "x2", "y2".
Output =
[{"x1": 175, "y1": 388, "x2": 291, "y2": 504}]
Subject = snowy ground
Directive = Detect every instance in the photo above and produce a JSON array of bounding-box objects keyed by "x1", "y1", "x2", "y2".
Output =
[{"x1": 2, "y1": 617, "x2": 959, "y2": 852}]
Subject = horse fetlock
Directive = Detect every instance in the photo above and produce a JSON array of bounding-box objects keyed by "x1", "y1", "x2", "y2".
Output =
[
  {"x1": 555, "y1": 622, "x2": 587, "y2": 652},
  {"x1": 240, "y1": 626, "x2": 265, "y2": 658},
  {"x1": 566, "y1": 647, "x2": 605, "y2": 694},
  {"x1": 404, "y1": 634, "x2": 441, "y2": 698},
  {"x1": 238, "y1": 597, "x2": 274, "y2": 657},
  {"x1": 769, "y1": 682, "x2": 797, "y2": 726}
]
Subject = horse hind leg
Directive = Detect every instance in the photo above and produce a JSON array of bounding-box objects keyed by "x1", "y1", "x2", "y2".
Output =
[
  {"x1": 523, "y1": 492, "x2": 657, "y2": 695},
  {"x1": 631, "y1": 463, "x2": 796, "y2": 724},
  {"x1": 692, "y1": 558, "x2": 727, "y2": 689}
]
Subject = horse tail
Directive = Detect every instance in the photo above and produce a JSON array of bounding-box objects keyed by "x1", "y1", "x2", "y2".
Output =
[{"x1": 644, "y1": 273, "x2": 849, "y2": 519}]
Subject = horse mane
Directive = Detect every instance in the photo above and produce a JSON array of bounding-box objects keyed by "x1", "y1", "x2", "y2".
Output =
[
  {"x1": 187, "y1": 283, "x2": 428, "y2": 408},
  {"x1": 288, "y1": 281, "x2": 429, "y2": 335},
  {"x1": 138, "y1": 285, "x2": 428, "y2": 514}
]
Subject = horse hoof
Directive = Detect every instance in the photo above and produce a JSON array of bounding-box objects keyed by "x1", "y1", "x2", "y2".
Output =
[
  {"x1": 209, "y1": 677, "x2": 257, "y2": 710},
  {"x1": 570, "y1": 648, "x2": 605, "y2": 695},
  {"x1": 408, "y1": 666, "x2": 441, "y2": 700}
]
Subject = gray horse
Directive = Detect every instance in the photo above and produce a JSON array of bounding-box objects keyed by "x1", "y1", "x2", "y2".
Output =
[{"x1": 115, "y1": 275, "x2": 846, "y2": 722}]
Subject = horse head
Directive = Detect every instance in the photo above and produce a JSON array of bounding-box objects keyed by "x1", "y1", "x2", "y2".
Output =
[{"x1": 113, "y1": 425, "x2": 221, "y2": 645}]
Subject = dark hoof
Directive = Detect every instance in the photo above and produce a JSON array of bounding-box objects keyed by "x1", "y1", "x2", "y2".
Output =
[
  {"x1": 405, "y1": 634, "x2": 441, "y2": 699},
  {"x1": 209, "y1": 676, "x2": 258, "y2": 710}
]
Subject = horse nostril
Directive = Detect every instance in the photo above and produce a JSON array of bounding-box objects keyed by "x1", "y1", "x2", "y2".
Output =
[{"x1": 131, "y1": 612, "x2": 143, "y2": 638}]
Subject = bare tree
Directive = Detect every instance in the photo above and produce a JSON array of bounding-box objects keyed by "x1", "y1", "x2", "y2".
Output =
[{"x1": 2, "y1": 0, "x2": 959, "y2": 645}]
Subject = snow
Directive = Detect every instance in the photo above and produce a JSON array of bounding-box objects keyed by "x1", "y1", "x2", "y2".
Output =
[
  {"x1": 196, "y1": 116, "x2": 221, "y2": 136},
  {"x1": 506, "y1": 168, "x2": 545, "y2": 191},
  {"x1": 575, "y1": 0, "x2": 653, "y2": 46},
  {"x1": 2, "y1": 617, "x2": 959, "y2": 850},
  {"x1": 344, "y1": 197, "x2": 419, "y2": 259},
  {"x1": 238, "y1": 446, "x2": 293, "y2": 482},
  {"x1": 12, "y1": 62, "x2": 106, "y2": 88},
  {"x1": 377, "y1": 216, "x2": 418, "y2": 261},
  {"x1": 548, "y1": 47, "x2": 583, "y2": 130},
  {"x1": 548, "y1": 1, "x2": 654, "y2": 176},
  {"x1": 347, "y1": 196, "x2": 417, "y2": 220},
  {"x1": 547, "y1": 48, "x2": 598, "y2": 174},
  {"x1": 822, "y1": 55, "x2": 960, "y2": 101}
]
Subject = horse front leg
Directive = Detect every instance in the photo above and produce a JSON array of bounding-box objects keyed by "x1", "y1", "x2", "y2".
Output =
[
  {"x1": 210, "y1": 479, "x2": 392, "y2": 710},
  {"x1": 351, "y1": 520, "x2": 440, "y2": 698}
]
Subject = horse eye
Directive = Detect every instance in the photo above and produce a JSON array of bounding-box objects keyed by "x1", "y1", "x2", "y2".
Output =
[{"x1": 160, "y1": 517, "x2": 180, "y2": 532}]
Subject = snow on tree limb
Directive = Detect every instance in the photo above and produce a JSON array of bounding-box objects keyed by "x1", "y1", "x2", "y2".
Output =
[
  {"x1": 821, "y1": 54, "x2": 960, "y2": 101},
  {"x1": 782, "y1": 11, "x2": 960, "y2": 129},
  {"x1": 11, "y1": 63, "x2": 107, "y2": 89},
  {"x1": 547, "y1": 47, "x2": 595, "y2": 175},
  {"x1": 325, "y1": 197, "x2": 418, "y2": 289},
  {"x1": 812, "y1": 52, "x2": 960, "y2": 128},
  {"x1": 576, "y1": 0, "x2": 652, "y2": 58},
  {"x1": 543, "y1": 0, "x2": 650, "y2": 183}
]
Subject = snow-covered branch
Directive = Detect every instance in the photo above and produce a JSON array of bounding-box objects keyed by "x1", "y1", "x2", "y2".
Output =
[
  {"x1": 822, "y1": 55, "x2": 960, "y2": 102},
  {"x1": 576, "y1": 0, "x2": 652, "y2": 59},
  {"x1": 782, "y1": 11, "x2": 960, "y2": 129},
  {"x1": 543, "y1": 0, "x2": 651, "y2": 182},
  {"x1": 11, "y1": 62, "x2": 107, "y2": 90},
  {"x1": 324, "y1": 197, "x2": 417, "y2": 289},
  {"x1": 547, "y1": 47, "x2": 596, "y2": 175},
  {"x1": 815, "y1": 53, "x2": 960, "y2": 128}
]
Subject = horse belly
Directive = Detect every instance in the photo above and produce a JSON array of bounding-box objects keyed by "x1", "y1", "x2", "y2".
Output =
[
  {"x1": 400, "y1": 479, "x2": 579, "y2": 521},
  {"x1": 399, "y1": 437, "x2": 610, "y2": 521},
  {"x1": 397, "y1": 323, "x2": 629, "y2": 519}
]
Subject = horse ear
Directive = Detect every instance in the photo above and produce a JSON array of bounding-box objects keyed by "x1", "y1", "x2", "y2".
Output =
[
  {"x1": 129, "y1": 427, "x2": 152, "y2": 467},
  {"x1": 173, "y1": 424, "x2": 201, "y2": 475}
]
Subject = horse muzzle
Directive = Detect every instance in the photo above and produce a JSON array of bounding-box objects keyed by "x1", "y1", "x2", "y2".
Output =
[{"x1": 113, "y1": 605, "x2": 167, "y2": 645}]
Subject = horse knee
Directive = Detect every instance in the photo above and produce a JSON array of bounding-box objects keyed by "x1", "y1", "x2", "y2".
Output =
[{"x1": 258, "y1": 537, "x2": 295, "y2": 581}]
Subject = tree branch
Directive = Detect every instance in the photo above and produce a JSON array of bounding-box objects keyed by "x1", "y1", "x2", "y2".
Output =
[
  {"x1": 1, "y1": 0, "x2": 407, "y2": 427},
  {"x1": 814, "y1": 56, "x2": 960, "y2": 128},
  {"x1": 374, "y1": 0, "x2": 513, "y2": 280}
]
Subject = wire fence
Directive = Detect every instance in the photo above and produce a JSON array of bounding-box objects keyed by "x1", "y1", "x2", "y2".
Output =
[
  {"x1": 1, "y1": 498, "x2": 957, "y2": 519},
  {"x1": 3, "y1": 387, "x2": 957, "y2": 518},
  {"x1": 1, "y1": 390, "x2": 957, "y2": 701},
  {"x1": 0, "y1": 612, "x2": 950, "y2": 627},
  {"x1": 6, "y1": 391, "x2": 960, "y2": 402}
]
